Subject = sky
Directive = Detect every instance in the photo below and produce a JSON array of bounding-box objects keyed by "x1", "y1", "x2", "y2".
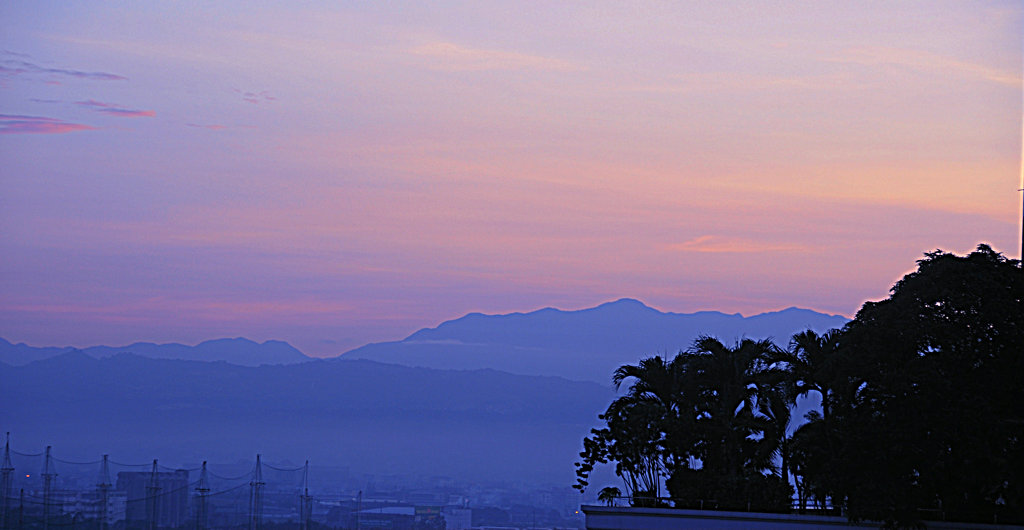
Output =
[{"x1": 1, "y1": 1, "x2": 1021, "y2": 356}]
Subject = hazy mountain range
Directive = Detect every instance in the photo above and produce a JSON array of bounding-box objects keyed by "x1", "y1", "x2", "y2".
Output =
[
  {"x1": 1, "y1": 299, "x2": 846, "y2": 484},
  {"x1": 346, "y1": 298, "x2": 848, "y2": 382},
  {"x1": 0, "y1": 336, "x2": 310, "y2": 366},
  {"x1": 2, "y1": 352, "x2": 611, "y2": 484},
  {"x1": 2, "y1": 299, "x2": 847, "y2": 381}
]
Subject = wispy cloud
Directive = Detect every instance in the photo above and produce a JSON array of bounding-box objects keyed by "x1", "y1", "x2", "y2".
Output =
[
  {"x1": 665, "y1": 235, "x2": 811, "y2": 254},
  {"x1": 186, "y1": 123, "x2": 227, "y2": 130},
  {"x1": 410, "y1": 41, "x2": 582, "y2": 72},
  {"x1": 0, "y1": 114, "x2": 96, "y2": 134},
  {"x1": 75, "y1": 100, "x2": 155, "y2": 117},
  {"x1": 829, "y1": 46, "x2": 1020, "y2": 86},
  {"x1": 0, "y1": 59, "x2": 127, "y2": 81},
  {"x1": 233, "y1": 88, "x2": 276, "y2": 105},
  {"x1": 629, "y1": 71, "x2": 858, "y2": 94}
]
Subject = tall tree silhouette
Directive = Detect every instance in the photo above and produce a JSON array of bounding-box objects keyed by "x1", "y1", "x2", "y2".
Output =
[
  {"x1": 793, "y1": 244, "x2": 1024, "y2": 525},
  {"x1": 579, "y1": 338, "x2": 792, "y2": 511},
  {"x1": 687, "y1": 337, "x2": 781, "y2": 480},
  {"x1": 781, "y1": 330, "x2": 841, "y2": 420},
  {"x1": 612, "y1": 355, "x2": 698, "y2": 473}
]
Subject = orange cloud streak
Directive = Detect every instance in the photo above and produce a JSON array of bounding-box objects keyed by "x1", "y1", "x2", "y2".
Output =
[{"x1": 665, "y1": 236, "x2": 813, "y2": 254}]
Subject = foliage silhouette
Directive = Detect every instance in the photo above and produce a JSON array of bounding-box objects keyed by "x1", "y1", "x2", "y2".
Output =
[
  {"x1": 597, "y1": 486, "x2": 621, "y2": 506},
  {"x1": 578, "y1": 244, "x2": 1022, "y2": 526},
  {"x1": 576, "y1": 338, "x2": 792, "y2": 511},
  {"x1": 791, "y1": 245, "x2": 1023, "y2": 526}
]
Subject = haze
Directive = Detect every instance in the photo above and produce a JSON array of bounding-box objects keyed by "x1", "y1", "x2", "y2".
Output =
[{"x1": 1, "y1": 2, "x2": 1020, "y2": 356}]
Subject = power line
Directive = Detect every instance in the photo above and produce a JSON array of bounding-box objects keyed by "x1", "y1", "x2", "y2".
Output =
[
  {"x1": 207, "y1": 465, "x2": 256, "y2": 481},
  {"x1": 108, "y1": 460, "x2": 152, "y2": 467},
  {"x1": 52, "y1": 457, "x2": 102, "y2": 466},
  {"x1": 157, "y1": 463, "x2": 200, "y2": 472},
  {"x1": 263, "y1": 462, "x2": 305, "y2": 472},
  {"x1": 10, "y1": 450, "x2": 44, "y2": 457}
]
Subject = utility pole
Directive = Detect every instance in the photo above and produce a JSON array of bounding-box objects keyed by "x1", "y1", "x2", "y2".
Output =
[
  {"x1": 300, "y1": 461, "x2": 312, "y2": 530},
  {"x1": 97, "y1": 455, "x2": 111, "y2": 530},
  {"x1": 1015, "y1": 63, "x2": 1024, "y2": 263},
  {"x1": 147, "y1": 460, "x2": 160, "y2": 530},
  {"x1": 356, "y1": 490, "x2": 362, "y2": 530},
  {"x1": 248, "y1": 455, "x2": 264, "y2": 530},
  {"x1": 0, "y1": 433, "x2": 13, "y2": 530},
  {"x1": 195, "y1": 462, "x2": 209, "y2": 530},
  {"x1": 42, "y1": 446, "x2": 56, "y2": 530}
]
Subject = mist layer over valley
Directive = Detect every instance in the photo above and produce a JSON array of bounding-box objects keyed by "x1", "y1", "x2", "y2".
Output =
[{"x1": 2, "y1": 299, "x2": 844, "y2": 486}]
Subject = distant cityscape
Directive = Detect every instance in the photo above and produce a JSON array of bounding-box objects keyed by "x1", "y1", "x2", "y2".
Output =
[{"x1": 0, "y1": 439, "x2": 585, "y2": 530}]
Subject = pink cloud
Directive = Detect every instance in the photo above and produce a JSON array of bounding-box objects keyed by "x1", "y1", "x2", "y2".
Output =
[
  {"x1": 410, "y1": 41, "x2": 582, "y2": 72},
  {"x1": 0, "y1": 114, "x2": 96, "y2": 134},
  {"x1": 665, "y1": 235, "x2": 812, "y2": 254},
  {"x1": 75, "y1": 99, "x2": 155, "y2": 117},
  {"x1": 186, "y1": 123, "x2": 227, "y2": 130},
  {"x1": 829, "y1": 46, "x2": 1020, "y2": 87}
]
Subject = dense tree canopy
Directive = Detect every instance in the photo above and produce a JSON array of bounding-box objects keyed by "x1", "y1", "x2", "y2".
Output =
[
  {"x1": 575, "y1": 337, "x2": 793, "y2": 512},
  {"x1": 794, "y1": 244, "x2": 1024, "y2": 525},
  {"x1": 576, "y1": 244, "x2": 1023, "y2": 526}
]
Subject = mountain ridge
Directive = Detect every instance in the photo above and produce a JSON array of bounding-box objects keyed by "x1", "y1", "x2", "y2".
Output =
[
  {"x1": 1, "y1": 299, "x2": 848, "y2": 373},
  {"x1": 0, "y1": 336, "x2": 310, "y2": 366},
  {"x1": 341, "y1": 298, "x2": 849, "y2": 382},
  {"x1": 0, "y1": 298, "x2": 844, "y2": 483}
]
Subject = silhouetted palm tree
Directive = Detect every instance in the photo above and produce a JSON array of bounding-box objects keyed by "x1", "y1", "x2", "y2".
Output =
[
  {"x1": 597, "y1": 486, "x2": 621, "y2": 506},
  {"x1": 784, "y1": 330, "x2": 842, "y2": 420},
  {"x1": 688, "y1": 337, "x2": 781, "y2": 478},
  {"x1": 759, "y1": 372, "x2": 795, "y2": 484},
  {"x1": 612, "y1": 354, "x2": 699, "y2": 473},
  {"x1": 612, "y1": 355, "x2": 688, "y2": 413},
  {"x1": 590, "y1": 338, "x2": 791, "y2": 509}
]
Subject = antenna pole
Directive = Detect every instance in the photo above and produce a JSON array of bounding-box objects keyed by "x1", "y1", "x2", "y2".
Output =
[
  {"x1": 195, "y1": 462, "x2": 209, "y2": 530},
  {"x1": 42, "y1": 446, "x2": 56, "y2": 530},
  {"x1": 97, "y1": 455, "x2": 111, "y2": 530},
  {"x1": 0, "y1": 433, "x2": 13, "y2": 530},
  {"x1": 248, "y1": 455, "x2": 264, "y2": 530},
  {"x1": 300, "y1": 461, "x2": 312, "y2": 530},
  {"x1": 1019, "y1": 68, "x2": 1024, "y2": 262},
  {"x1": 147, "y1": 460, "x2": 160, "y2": 530}
]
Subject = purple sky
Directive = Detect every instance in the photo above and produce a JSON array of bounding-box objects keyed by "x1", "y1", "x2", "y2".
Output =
[{"x1": 1, "y1": 2, "x2": 1021, "y2": 356}]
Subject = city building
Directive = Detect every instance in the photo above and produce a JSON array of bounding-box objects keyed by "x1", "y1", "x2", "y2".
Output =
[
  {"x1": 52, "y1": 489, "x2": 127, "y2": 525},
  {"x1": 441, "y1": 506, "x2": 472, "y2": 530},
  {"x1": 116, "y1": 469, "x2": 190, "y2": 528}
]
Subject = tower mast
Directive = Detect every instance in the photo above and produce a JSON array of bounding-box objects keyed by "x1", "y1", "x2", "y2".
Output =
[
  {"x1": 300, "y1": 461, "x2": 312, "y2": 530},
  {"x1": 147, "y1": 460, "x2": 160, "y2": 530},
  {"x1": 97, "y1": 455, "x2": 111, "y2": 530},
  {"x1": 0, "y1": 433, "x2": 13, "y2": 530},
  {"x1": 42, "y1": 446, "x2": 56, "y2": 530},
  {"x1": 195, "y1": 461, "x2": 209, "y2": 530},
  {"x1": 248, "y1": 455, "x2": 264, "y2": 530}
]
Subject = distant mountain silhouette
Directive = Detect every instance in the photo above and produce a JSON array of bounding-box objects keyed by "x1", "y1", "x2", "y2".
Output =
[
  {"x1": 0, "y1": 337, "x2": 310, "y2": 366},
  {"x1": 0, "y1": 353, "x2": 612, "y2": 485},
  {"x1": 340, "y1": 298, "x2": 849, "y2": 382},
  {"x1": 0, "y1": 300, "x2": 844, "y2": 484}
]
